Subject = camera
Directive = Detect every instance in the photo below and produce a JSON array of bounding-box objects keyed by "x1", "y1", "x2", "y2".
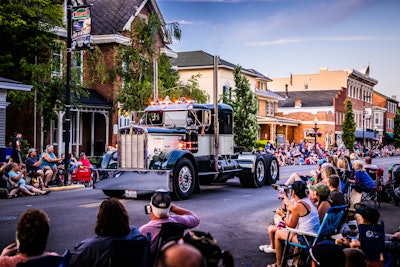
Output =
[
  {"x1": 144, "y1": 205, "x2": 151, "y2": 214},
  {"x1": 272, "y1": 184, "x2": 291, "y2": 199}
]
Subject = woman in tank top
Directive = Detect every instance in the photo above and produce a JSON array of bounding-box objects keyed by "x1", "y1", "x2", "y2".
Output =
[{"x1": 267, "y1": 181, "x2": 320, "y2": 267}]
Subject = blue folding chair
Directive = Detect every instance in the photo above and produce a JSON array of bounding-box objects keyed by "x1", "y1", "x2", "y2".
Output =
[
  {"x1": 280, "y1": 204, "x2": 348, "y2": 267},
  {"x1": 16, "y1": 249, "x2": 70, "y2": 267}
]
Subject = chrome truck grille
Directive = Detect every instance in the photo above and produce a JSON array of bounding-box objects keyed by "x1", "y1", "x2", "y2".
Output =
[{"x1": 119, "y1": 127, "x2": 147, "y2": 170}]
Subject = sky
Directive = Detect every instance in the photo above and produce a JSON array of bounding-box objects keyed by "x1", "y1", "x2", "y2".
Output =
[{"x1": 157, "y1": 0, "x2": 400, "y2": 100}]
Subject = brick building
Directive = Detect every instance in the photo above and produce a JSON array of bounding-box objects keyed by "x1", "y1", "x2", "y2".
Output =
[{"x1": 269, "y1": 66, "x2": 398, "y2": 149}]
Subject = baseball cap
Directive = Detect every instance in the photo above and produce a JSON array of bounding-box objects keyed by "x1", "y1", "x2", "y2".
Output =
[
  {"x1": 317, "y1": 159, "x2": 327, "y2": 166},
  {"x1": 309, "y1": 240, "x2": 346, "y2": 267},
  {"x1": 151, "y1": 189, "x2": 171, "y2": 209},
  {"x1": 356, "y1": 206, "x2": 380, "y2": 225},
  {"x1": 310, "y1": 183, "x2": 330, "y2": 197}
]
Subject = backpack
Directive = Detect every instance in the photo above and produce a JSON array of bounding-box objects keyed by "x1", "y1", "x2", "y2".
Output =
[{"x1": 183, "y1": 230, "x2": 234, "y2": 267}]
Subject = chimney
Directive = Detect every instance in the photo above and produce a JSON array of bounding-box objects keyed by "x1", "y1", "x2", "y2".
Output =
[{"x1": 285, "y1": 84, "x2": 289, "y2": 99}]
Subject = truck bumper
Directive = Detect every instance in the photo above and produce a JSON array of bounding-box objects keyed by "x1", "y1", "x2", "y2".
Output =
[{"x1": 93, "y1": 170, "x2": 172, "y2": 193}]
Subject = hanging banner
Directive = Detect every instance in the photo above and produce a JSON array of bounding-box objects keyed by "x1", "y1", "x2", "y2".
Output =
[{"x1": 71, "y1": 5, "x2": 91, "y2": 51}]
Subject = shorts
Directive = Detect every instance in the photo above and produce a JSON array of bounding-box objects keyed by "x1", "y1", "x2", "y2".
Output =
[{"x1": 11, "y1": 150, "x2": 22, "y2": 164}]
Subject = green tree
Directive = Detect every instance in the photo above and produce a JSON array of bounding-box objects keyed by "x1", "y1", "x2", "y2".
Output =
[
  {"x1": 0, "y1": 0, "x2": 64, "y2": 81},
  {"x1": 112, "y1": 12, "x2": 207, "y2": 112},
  {"x1": 0, "y1": 1, "x2": 67, "y2": 144},
  {"x1": 159, "y1": 73, "x2": 209, "y2": 104},
  {"x1": 222, "y1": 65, "x2": 259, "y2": 150},
  {"x1": 393, "y1": 108, "x2": 400, "y2": 148},
  {"x1": 342, "y1": 99, "x2": 356, "y2": 150}
]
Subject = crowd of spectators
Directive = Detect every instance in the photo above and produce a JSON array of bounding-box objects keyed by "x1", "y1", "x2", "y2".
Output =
[
  {"x1": 271, "y1": 139, "x2": 400, "y2": 167},
  {"x1": 0, "y1": 193, "x2": 233, "y2": 267}
]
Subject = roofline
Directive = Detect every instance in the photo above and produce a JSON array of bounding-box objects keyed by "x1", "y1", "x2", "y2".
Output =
[
  {"x1": 0, "y1": 81, "x2": 33, "y2": 91},
  {"x1": 91, "y1": 34, "x2": 131, "y2": 45},
  {"x1": 177, "y1": 65, "x2": 270, "y2": 80}
]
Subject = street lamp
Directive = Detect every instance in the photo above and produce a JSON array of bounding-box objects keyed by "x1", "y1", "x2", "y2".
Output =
[
  {"x1": 362, "y1": 94, "x2": 371, "y2": 147},
  {"x1": 313, "y1": 117, "x2": 319, "y2": 152}
]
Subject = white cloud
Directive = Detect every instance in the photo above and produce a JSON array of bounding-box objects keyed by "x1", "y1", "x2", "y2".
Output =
[{"x1": 245, "y1": 35, "x2": 400, "y2": 46}]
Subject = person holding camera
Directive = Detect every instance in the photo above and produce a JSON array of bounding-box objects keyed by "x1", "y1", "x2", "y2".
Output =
[{"x1": 139, "y1": 189, "x2": 200, "y2": 256}]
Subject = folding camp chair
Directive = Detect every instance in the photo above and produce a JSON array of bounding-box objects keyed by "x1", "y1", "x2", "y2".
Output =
[
  {"x1": 359, "y1": 221, "x2": 387, "y2": 266},
  {"x1": 108, "y1": 232, "x2": 151, "y2": 267},
  {"x1": 16, "y1": 250, "x2": 70, "y2": 267},
  {"x1": 152, "y1": 222, "x2": 187, "y2": 266},
  {"x1": 280, "y1": 204, "x2": 348, "y2": 267}
]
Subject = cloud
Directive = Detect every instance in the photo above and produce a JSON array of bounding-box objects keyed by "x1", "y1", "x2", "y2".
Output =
[
  {"x1": 166, "y1": 20, "x2": 194, "y2": 25},
  {"x1": 245, "y1": 35, "x2": 400, "y2": 46}
]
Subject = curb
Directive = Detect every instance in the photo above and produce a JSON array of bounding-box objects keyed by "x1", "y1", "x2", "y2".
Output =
[{"x1": 46, "y1": 184, "x2": 86, "y2": 191}]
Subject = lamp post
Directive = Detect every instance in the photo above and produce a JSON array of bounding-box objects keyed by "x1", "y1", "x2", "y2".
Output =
[
  {"x1": 313, "y1": 117, "x2": 319, "y2": 152},
  {"x1": 362, "y1": 93, "x2": 371, "y2": 147}
]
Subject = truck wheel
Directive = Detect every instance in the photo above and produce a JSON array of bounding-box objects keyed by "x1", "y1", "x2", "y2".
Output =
[
  {"x1": 239, "y1": 157, "x2": 265, "y2": 188},
  {"x1": 172, "y1": 158, "x2": 195, "y2": 200},
  {"x1": 103, "y1": 190, "x2": 124, "y2": 198},
  {"x1": 265, "y1": 154, "x2": 279, "y2": 185}
]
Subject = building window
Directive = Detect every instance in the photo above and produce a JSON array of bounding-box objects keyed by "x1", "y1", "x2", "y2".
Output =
[
  {"x1": 51, "y1": 120, "x2": 59, "y2": 145},
  {"x1": 304, "y1": 84, "x2": 308, "y2": 90},
  {"x1": 223, "y1": 84, "x2": 231, "y2": 94},
  {"x1": 70, "y1": 114, "x2": 82, "y2": 145},
  {"x1": 51, "y1": 49, "x2": 63, "y2": 78},
  {"x1": 73, "y1": 51, "x2": 83, "y2": 85},
  {"x1": 266, "y1": 101, "x2": 270, "y2": 115},
  {"x1": 121, "y1": 61, "x2": 127, "y2": 88},
  {"x1": 271, "y1": 102, "x2": 275, "y2": 116}
]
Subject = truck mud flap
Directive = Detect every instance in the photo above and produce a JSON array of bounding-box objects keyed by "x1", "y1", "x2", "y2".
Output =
[{"x1": 94, "y1": 170, "x2": 172, "y2": 192}]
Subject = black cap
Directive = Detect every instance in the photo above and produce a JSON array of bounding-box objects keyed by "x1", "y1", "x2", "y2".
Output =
[
  {"x1": 356, "y1": 206, "x2": 380, "y2": 224},
  {"x1": 151, "y1": 189, "x2": 171, "y2": 209},
  {"x1": 309, "y1": 240, "x2": 346, "y2": 267}
]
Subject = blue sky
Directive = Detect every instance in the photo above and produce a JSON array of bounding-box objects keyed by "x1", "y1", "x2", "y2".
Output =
[{"x1": 158, "y1": 0, "x2": 400, "y2": 100}]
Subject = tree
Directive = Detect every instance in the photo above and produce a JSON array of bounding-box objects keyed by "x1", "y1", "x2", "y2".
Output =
[
  {"x1": 159, "y1": 73, "x2": 209, "y2": 104},
  {"x1": 0, "y1": 1, "x2": 66, "y2": 143},
  {"x1": 393, "y1": 108, "x2": 400, "y2": 148},
  {"x1": 342, "y1": 99, "x2": 356, "y2": 150},
  {"x1": 222, "y1": 65, "x2": 259, "y2": 150},
  {"x1": 111, "y1": 12, "x2": 207, "y2": 112}
]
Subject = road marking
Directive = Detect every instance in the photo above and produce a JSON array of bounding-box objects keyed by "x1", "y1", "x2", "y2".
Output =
[{"x1": 78, "y1": 199, "x2": 128, "y2": 208}]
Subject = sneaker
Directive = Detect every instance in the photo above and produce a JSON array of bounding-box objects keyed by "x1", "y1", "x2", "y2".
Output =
[{"x1": 259, "y1": 245, "x2": 276, "y2": 254}]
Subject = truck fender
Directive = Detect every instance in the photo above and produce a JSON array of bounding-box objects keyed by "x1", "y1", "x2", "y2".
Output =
[{"x1": 164, "y1": 150, "x2": 200, "y2": 193}]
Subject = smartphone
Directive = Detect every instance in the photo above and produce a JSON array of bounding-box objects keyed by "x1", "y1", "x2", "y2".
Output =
[
  {"x1": 278, "y1": 187, "x2": 284, "y2": 199},
  {"x1": 144, "y1": 205, "x2": 151, "y2": 214}
]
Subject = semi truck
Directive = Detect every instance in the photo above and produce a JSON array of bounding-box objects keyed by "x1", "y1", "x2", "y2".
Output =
[{"x1": 94, "y1": 97, "x2": 279, "y2": 200}]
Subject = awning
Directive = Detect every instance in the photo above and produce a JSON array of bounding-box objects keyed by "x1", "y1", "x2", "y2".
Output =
[
  {"x1": 355, "y1": 130, "x2": 375, "y2": 139},
  {"x1": 385, "y1": 132, "x2": 394, "y2": 139},
  {"x1": 256, "y1": 115, "x2": 300, "y2": 126}
]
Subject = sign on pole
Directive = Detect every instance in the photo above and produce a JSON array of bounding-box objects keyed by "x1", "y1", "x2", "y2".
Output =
[{"x1": 71, "y1": 5, "x2": 91, "y2": 51}]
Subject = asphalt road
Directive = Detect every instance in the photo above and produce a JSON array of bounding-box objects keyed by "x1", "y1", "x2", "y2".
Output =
[{"x1": 1, "y1": 156, "x2": 399, "y2": 267}]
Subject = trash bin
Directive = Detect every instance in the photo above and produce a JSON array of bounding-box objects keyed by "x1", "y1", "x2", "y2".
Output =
[{"x1": 0, "y1": 147, "x2": 12, "y2": 163}]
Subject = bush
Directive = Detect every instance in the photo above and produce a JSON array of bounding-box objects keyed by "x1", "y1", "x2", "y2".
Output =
[{"x1": 254, "y1": 140, "x2": 268, "y2": 150}]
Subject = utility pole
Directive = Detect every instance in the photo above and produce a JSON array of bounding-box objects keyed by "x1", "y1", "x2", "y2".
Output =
[
  {"x1": 213, "y1": 55, "x2": 219, "y2": 172},
  {"x1": 64, "y1": 0, "x2": 72, "y2": 185}
]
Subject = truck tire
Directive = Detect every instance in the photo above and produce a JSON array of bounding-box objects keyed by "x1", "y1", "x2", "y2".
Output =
[
  {"x1": 239, "y1": 157, "x2": 265, "y2": 188},
  {"x1": 103, "y1": 190, "x2": 124, "y2": 198},
  {"x1": 265, "y1": 154, "x2": 279, "y2": 185},
  {"x1": 172, "y1": 158, "x2": 195, "y2": 200}
]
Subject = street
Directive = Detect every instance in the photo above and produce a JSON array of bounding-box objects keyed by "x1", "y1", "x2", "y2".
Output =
[{"x1": 1, "y1": 156, "x2": 399, "y2": 267}]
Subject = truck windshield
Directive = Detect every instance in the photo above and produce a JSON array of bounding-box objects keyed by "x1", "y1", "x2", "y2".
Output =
[{"x1": 164, "y1": 111, "x2": 187, "y2": 127}]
